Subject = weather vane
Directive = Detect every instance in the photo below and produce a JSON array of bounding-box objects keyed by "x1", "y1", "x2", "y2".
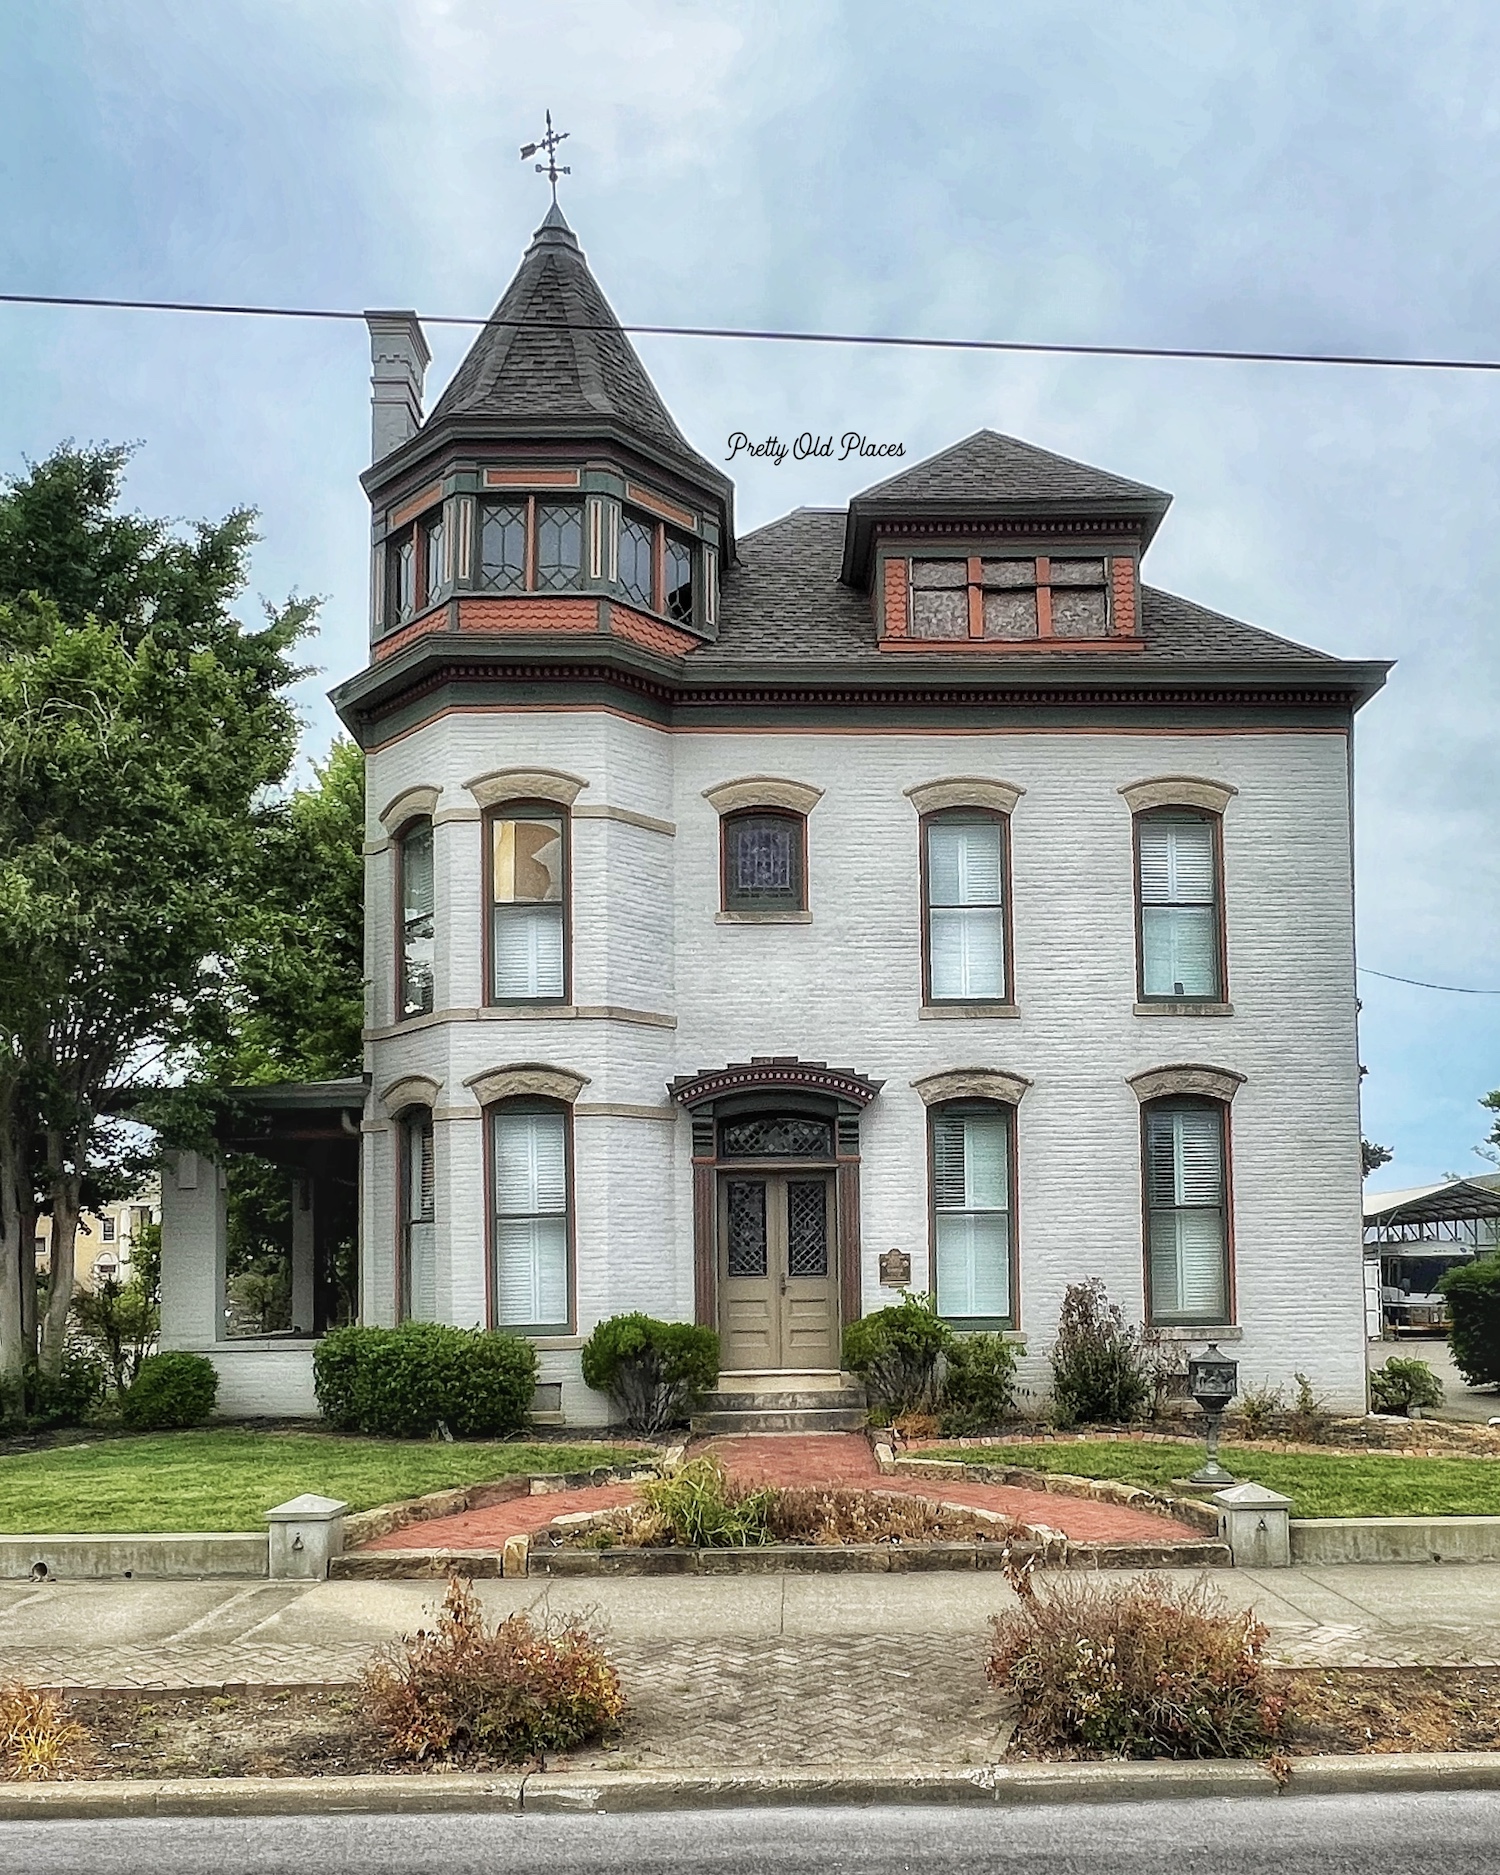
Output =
[{"x1": 520, "y1": 111, "x2": 571, "y2": 205}]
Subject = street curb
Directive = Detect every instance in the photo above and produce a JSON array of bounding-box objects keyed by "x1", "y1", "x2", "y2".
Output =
[{"x1": 7, "y1": 1752, "x2": 1500, "y2": 1819}]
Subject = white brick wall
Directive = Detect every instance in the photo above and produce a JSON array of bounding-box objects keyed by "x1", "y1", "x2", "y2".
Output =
[{"x1": 359, "y1": 710, "x2": 1367, "y2": 1416}]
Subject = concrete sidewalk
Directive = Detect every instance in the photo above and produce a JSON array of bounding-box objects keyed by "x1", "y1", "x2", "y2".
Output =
[{"x1": 6, "y1": 1562, "x2": 1500, "y2": 1692}]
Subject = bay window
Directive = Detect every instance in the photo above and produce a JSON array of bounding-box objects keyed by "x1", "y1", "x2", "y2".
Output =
[
  {"x1": 491, "y1": 1102, "x2": 571, "y2": 1331},
  {"x1": 399, "y1": 1111, "x2": 436, "y2": 1322},
  {"x1": 397, "y1": 818, "x2": 435, "y2": 1019},
  {"x1": 489, "y1": 806, "x2": 567, "y2": 1000}
]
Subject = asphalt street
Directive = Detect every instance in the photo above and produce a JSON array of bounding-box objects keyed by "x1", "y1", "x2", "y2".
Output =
[{"x1": 0, "y1": 1793, "x2": 1497, "y2": 1875}]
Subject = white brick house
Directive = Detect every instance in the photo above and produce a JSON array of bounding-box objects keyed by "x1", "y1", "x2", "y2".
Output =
[{"x1": 159, "y1": 204, "x2": 1389, "y2": 1420}]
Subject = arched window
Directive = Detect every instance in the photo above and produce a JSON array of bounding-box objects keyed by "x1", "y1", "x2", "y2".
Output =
[
  {"x1": 398, "y1": 1109, "x2": 436, "y2": 1322},
  {"x1": 722, "y1": 810, "x2": 806, "y2": 914},
  {"x1": 396, "y1": 818, "x2": 435, "y2": 1020},
  {"x1": 929, "y1": 1101, "x2": 1015, "y2": 1327},
  {"x1": 487, "y1": 804, "x2": 568, "y2": 1001},
  {"x1": 1134, "y1": 807, "x2": 1225, "y2": 1002},
  {"x1": 1143, "y1": 1097, "x2": 1231, "y2": 1325},
  {"x1": 922, "y1": 809, "x2": 1010, "y2": 1004},
  {"x1": 490, "y1": 1100, "x2": 572, "y2": 1332}
]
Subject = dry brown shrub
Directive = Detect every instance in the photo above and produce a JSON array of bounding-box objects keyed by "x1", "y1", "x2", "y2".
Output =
[
  {"x1": 363, "y1": 1577, "x2": 624, "y2": 1763},
  {"x1": 765, "y1": 1488, "x2": 1017, "y2": 1545},
  {"x1": 891, "y1": 1411, "x2": 941, "y2": 1442},
  {"x1": 0, "y1": 1684, "x2": 85, "y2": 1781},
  {"x1": 987, "y1": 1569, "x2": 1293, "y2": 1759}
]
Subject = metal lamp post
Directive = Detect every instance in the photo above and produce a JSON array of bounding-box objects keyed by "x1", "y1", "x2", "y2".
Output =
[{"x1": 1186, "y1": 1344, "x2": 1239, "y2": 1487}]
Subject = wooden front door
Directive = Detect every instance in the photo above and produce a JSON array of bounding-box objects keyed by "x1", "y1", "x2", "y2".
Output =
[{"x1": 718, "y1": 1172, "x2": 837, "y2": 1370}]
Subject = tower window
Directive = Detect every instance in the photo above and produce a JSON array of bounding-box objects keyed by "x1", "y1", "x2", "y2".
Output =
[
  {"x1": 665, "y1": 533, "x2": 694, "y2": 622},
  {"x1": 535, "y1": 503, "x2": 583, "y2": 591},
  {"x1": 618, "y1": 512, "x2": 654, "y2": 609}
]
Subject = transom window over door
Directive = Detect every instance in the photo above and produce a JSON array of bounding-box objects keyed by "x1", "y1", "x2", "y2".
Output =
[
  {"x1": 400, "y1": 1113, "x2": 436, "y2": 1322},
  {"x1": 1137, "y1": 811, "x2": 1222, "y2": 999},
  {"x1": 1145, "y1": 1100, "x2": 1230, "y2": 1325},
  {"x1": 489, "y1": 808, "x2": 566, "y2": 1000},
  {"x1": 491, "y1": 1104, "x2": 570, "y2": 1331},
  {"x1": 398, "y1": 819, "x2": 435, "y2": 1019},
  {"x1": 925, "y1": 812, "x2": 1008, "y2": 1001},
  {"x1": 723, "y1": 811, "x2": 806, "y2": 914},
  {"x1": 931, "y1": 1104, "x2": 1014, "y2": 1325}
]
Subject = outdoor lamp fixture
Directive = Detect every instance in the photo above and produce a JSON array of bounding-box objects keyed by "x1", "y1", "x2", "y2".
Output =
[{"x1": 1186, "y1": 1344, "x2": 1239, "y2": 1487}]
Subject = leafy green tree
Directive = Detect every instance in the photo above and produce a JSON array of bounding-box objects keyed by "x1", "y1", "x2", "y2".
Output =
[
  {"x1": 1361, "y1": 1138, "x2": 1394, "y2": 1178},
  {"x1": 0, "y1": 443, "x2": 310, "y2": 1386}
]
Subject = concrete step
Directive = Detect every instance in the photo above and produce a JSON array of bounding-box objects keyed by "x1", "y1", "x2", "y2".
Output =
[
  {"x1": 716, "y1": 1370, "x2": 860, "y2": 1395},
  {"x1": 690, "y1": 1406, "x2": 870, "y2": 1435},
  {"x1": 702, "y1": 1388, "x2": 866, "y2": 1414}
]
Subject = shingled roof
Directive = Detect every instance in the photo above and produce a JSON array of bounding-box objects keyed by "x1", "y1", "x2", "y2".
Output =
[
  {"x1": 711, "y1": 508, "x2": 1343, "y2": 668},
  {"x1": 424, "y1": 206, "x2": 723, "y2": 488}
]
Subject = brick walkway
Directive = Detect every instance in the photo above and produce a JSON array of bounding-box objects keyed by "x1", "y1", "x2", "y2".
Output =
[{"x1": 354, "y1": 1432, "x2": 1202, "y2": 1552}]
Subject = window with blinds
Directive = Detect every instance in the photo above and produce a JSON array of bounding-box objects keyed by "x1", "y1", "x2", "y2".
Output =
[
  {"x1": 1137, "y1": 811, "x2": 1222, "y2": 999},
  {"x1": 1144, "y1": 1101, "x2": 1229, "y2": 1325},
  {"x1": 492, "y1": 1105, "x2": 570, "y2": 1330},
  {"x1": 931, "y1": 1106, "x2": 1013, "y2": 1323},
  {"x1": 723, "y1": 812, "x2": 805, "y2": 913},
  {"x1": 398, "y1": 820, "x2": 435, "y2": 1019},
  {"x1": 925, "y1": 813, "x2": 1007, "y2": 1001},
  {"x1": 401, "y1": 1114, "x2": 437, "y2": 1322},
  {"x1": 490, "y1": 811, "x2": 566, "y2": 1000}
]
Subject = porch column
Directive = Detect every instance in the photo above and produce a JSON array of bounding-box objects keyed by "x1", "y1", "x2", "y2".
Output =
[
  {"x1": 158, "y1": 1151, "x2": 226, "y2": 1349},
  {"x1": 291, "y1": 1176, "x2": 316, "y2": 1333}
]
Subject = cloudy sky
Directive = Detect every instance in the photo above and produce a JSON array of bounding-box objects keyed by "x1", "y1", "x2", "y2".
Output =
[{"x1": 3, "y1": 0, "x2": 1497, "y2": 1187}]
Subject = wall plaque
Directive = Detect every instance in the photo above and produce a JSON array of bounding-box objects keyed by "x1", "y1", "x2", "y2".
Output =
[{"x1": 878, "y1": 1248, "x2": 912, "y2": 1288}]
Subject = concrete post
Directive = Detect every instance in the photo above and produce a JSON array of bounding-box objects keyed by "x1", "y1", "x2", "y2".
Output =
[
  {"x1": 364, "y1": 311, "x2": 430, "y2": 461},
  {"x1": 158, "y1": 1151, "x2": 227, "y2": 1350},
  {"x1": 1213, "y1": 1481, "x2": 1293, "y2": 1568},
  {"x1": 265, "y1": 1494, "x2": 349, "y2": 1580},
  {"x1": 290, "y1": 1177, "x2": 316, "y2": 1334}
]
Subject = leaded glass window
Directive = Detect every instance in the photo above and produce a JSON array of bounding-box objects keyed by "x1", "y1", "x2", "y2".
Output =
[
  {"x1": 389, "y1": 530, "x2": 417, "y2": 624},
  {"x1": 479, "y1": 501, "x2": 527, "y2": 591},
  {"x1": 719, "y1": 1117, "x2": 833, "y2": 1159},
  {"x1": 619, "y1": 512, "x2": 654, "y2": 608},
  {"x1": 726, "y1": 1179, "x2": 767, "y2": 1277},
  {"x1": 724, "y1": 812, "x2": 804, "y2": 913},
  {"x1": 535, "y1": 502, "x2": 583, "y2": 591},
  {"x1": 665, "y1": 534, "x2": 694, "y2": 622},
  {"x1": 422, "y1": 511, "x2": 446, "y2": 602},
  {"x1": 787, "y1": 1180, "x2": 829, "y2": 1277}
]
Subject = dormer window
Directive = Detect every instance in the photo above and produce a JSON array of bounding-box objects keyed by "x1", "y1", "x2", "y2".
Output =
[{"x1": 907, "y1": 556, "x2": 1113, "y2": 641}]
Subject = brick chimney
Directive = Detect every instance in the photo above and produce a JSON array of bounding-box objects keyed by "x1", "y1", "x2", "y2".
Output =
[{"x1": 363, "y1": 311, "x2": 431, "y2": 462}]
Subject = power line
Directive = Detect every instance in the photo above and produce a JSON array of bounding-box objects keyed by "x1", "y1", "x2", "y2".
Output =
[
  {"x1": 1359, "y1": 966, "x2": 1500, "y2": 995},
  {"x1": 6, "y1": 289, "x2": 1500, "y2": 376}
]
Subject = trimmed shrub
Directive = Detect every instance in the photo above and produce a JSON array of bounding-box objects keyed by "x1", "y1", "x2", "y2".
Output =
[
  {"x1": 988, "y1": 1569, "x2": 1292, "y2": 1759},
  {"x1": 1049, "y1": 1278, "x2": 1149, "y2": 1427},
  {"x1": 121, "y1": 1350, "x2": 218, "y2": 1431},
  {"x1": 939, "y1": 1333, "x2": 1018, "y2": 1435},
  {"x1": 579, "y1": 1314, "x2": 719, "y2": 1435},
  {"x1": 364, "y1": 1576, "x2": 624, "y2": 1762},
  {"x1": 1439, "y1": 1255, "x2": 1500, "y2": 1388},
  {"x1": 314, "y1": 1323, "x2": 536, "y2": 1439},
  {"x1": 842, "y1": 1291, "x2": 954, "y2": 1419},
  {"x1": 637, "y1": 1456, "x2": 774, "y2": 1548},
  {"x1": 1369, "y1": 1356, "x2": 1444, "y2": 1416}
]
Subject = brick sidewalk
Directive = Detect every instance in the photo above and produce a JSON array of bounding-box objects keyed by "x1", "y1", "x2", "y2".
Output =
[{"x1": 356, "y1": 1432, "x2": 1203, "y2": 1552}]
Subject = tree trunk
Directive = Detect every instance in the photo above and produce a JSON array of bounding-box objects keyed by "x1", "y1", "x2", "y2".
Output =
[
  {"x1": 0, "y1": 1083, "x2": 25, "y2": 1392},
  {"x1": 38, "y1": 1127, "x2": 83, "y2": 1379}
]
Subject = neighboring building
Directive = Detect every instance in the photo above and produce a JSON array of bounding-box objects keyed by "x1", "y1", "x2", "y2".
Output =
[
  {"x1": 35, "y1": 1182, "x2": 160, "y2": 1293},
  {"x1": 1363, "y1": 1174, "x2": 1500, "y2": 1337},
  {"x1": 159, "y1": 204, "x2": 1390, "y2": 1418}
]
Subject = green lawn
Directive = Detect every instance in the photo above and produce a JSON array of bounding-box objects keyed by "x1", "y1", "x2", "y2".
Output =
[
  {"x1": 923, "y1": 1441, "x2": 1500, "y2": 1519},
  {"x1": 0, "y1": 1431, "x2": 648, "y2": 1534}
]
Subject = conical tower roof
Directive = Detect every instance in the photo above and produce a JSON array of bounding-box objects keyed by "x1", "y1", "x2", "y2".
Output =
[{"x1": 425, "y1": 205, "x2": 721, "y2": 488}]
